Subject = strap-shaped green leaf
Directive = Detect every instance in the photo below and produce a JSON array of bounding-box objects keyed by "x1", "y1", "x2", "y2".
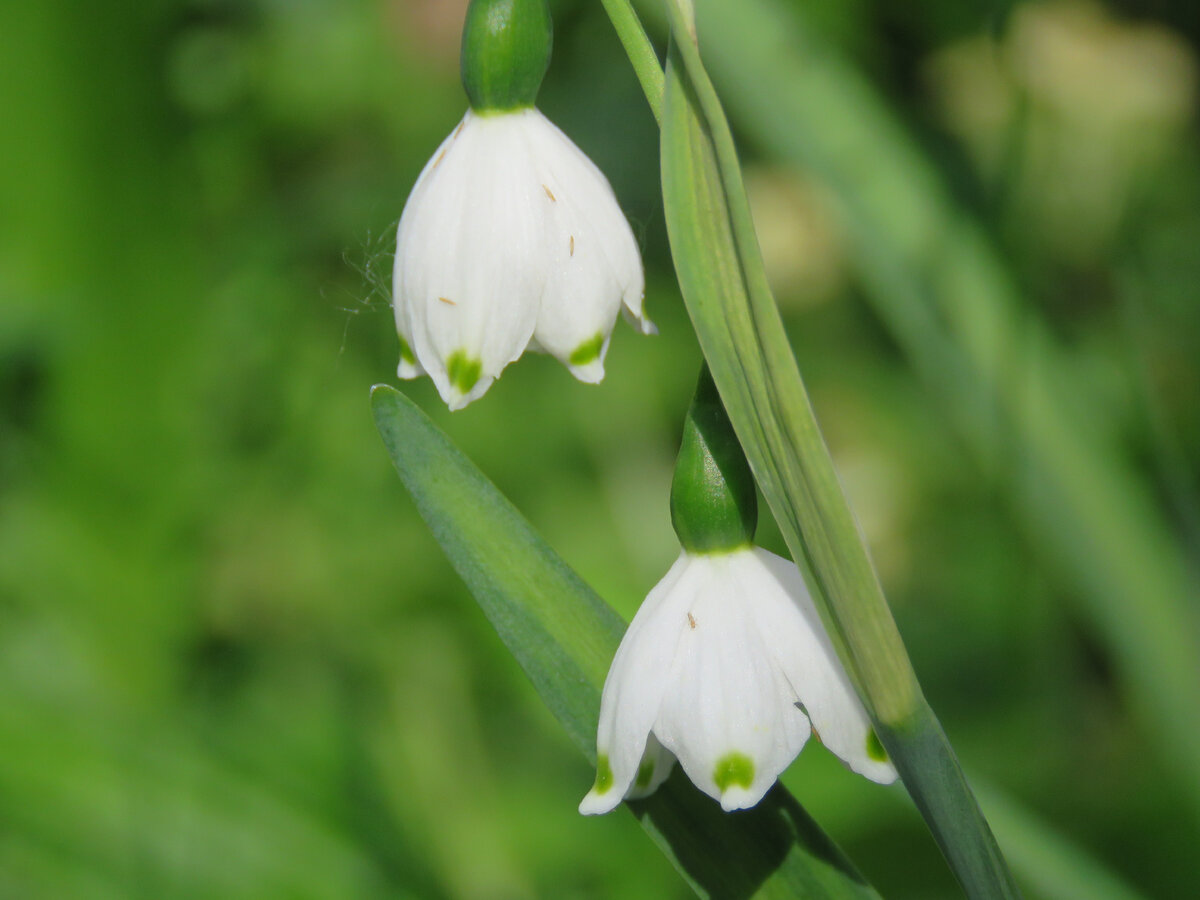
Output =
[
  {"x1": 371, "y1": 384, "x2": 881, "y2": 900},
  {"x1": 657, "y1": 10, "x2": 1019, "y2": 898}
]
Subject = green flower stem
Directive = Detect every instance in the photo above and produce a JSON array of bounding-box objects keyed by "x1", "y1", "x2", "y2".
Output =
[
  {"x1": 657, "y1": 4, "x2": 1020, "y2": 897},
  {"x1": 597, "y1": 0, "x2": 664, "y2": 124}
]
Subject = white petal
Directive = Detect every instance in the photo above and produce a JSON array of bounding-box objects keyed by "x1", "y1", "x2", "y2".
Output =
[
  {"x1": 579, "y1": 552, "x2": 693, "y2": 815},
  {"x1": 533, "y1": 217, "x2": 619, "y2": 384},
  {"x1": 621, "y1": 302, "x2": 657, "y2": 337},
  {"x1": 396, "y1": 354, "x2": 425, "y2": 380},
  {"x1": 624, "y1": 733, "x2": 677, "y2": 800},
  {"x1": 522, "y1": 112, "x2": 652, "y2": 376},
  {"x1": 653, "y1": 551, "x2": 812, "y2": 811},
  {"x1": 393, "y1": 124, "x2": 456, "y2": 382},
  {"x1": 395, "y1": 110, "x2": 544, "y2": 408},
  {"x1": 747, "y1": 548, "x2": 898, "y2": 785}
]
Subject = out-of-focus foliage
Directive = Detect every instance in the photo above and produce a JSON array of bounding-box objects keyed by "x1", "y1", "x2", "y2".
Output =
[{"x1": 0, "y1": 1, "x2": 1197, "y2": 898}]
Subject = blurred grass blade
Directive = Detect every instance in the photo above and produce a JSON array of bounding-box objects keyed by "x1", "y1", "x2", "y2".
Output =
[
  {"x1": 658, "y1": 9, "x2": 1019, "y2": 897},
  {"x1": 977, "y1": 784, "x2": 1148, "y2": 900},
  {"x1": 371, "y1": 384, "x2": 882, "y2": 900},
  {"x1": 676, "y1": 0, "x2": 1200, "y2": 821}
]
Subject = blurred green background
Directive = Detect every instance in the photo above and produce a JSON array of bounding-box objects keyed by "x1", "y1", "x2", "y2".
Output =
[{"x1": 2, "y1": 0, "x2": 1199, "y2": 897}]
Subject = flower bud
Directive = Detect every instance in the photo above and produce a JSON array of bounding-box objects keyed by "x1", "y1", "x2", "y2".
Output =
[
  {"x1": 670, "y1": 367, "x2": 757, "y2": 553},
  {"x1": 460, "y1": 0, "x2": 552, "y2": 112}
]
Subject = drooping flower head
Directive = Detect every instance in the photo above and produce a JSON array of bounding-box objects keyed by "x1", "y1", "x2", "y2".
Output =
[
  {"x1": 580, "y1": 369, "x2": 897, "y2": 814},
  {"x1": 393, "y1": 0, "x2": 653, "y2": 410}
]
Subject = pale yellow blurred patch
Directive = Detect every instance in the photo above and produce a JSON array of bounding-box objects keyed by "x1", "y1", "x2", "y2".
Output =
[
  {"x1": 1010, "y1": 2, "x2": 1195, "y2": 125},
  {"x1": 388, "y1": 0, "x2": 470, "y2": 71},
  {"x1": 925, "y1": 1, "x2": 1197, "y2": 261},
  {"x1": 815, "y1": 387, "x2": 917, "y2": 595},
  {"x1": 831, "y1": 443, "x2": 914, "y2": 594},
  {"x1": 745, "y1": 167, "x2": 848, "y2": 310}
]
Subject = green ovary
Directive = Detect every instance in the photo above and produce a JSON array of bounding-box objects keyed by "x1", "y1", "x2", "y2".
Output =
[
  {"x1": 460, "y1": 0, "x2": 552, "y2": 112},
  {"x1": 593, "y1": 754, "x2": 614, "y2": 794},
  {"x1": 446, "y1": 350, "x2": 482, "y2": 393},
  {"x1": 713, "y1": 752, "x2": 755, "y2": 793},
  {"x1": 568, "y1": 332, "x2": 604, "y2": 366}
]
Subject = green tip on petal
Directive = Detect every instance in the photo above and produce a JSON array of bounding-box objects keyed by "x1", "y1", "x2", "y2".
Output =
[
  {"x1": 670, "y1": 366, "x2": 758, "y2": 553},
  {"x1": 593, "y1": 754, "x2": 614, "y2": 794},
  {"x1": 398, "y1": 336, "x2": 416, "y2": 365},
  {"x1": 446, "y1": 350, "x2": 483, "y2": 394},
  {"x1": 635, "y1": 758, "x2": 655, "y2": 790},
  {"x1": 866, "y1": 729, "x2": 889, "y2": 762},
  {"x1": 568, "y1": 332, "x2": 605, "y2": 367},
  {"x1": 713, "y1": 752, "x2": 755, "y2": 793},
  {"x1": 460, "y1": 0, "x2": 552, "y2": 112}
]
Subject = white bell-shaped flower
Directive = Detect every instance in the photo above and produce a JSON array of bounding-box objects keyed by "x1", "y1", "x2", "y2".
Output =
[
  {"x1": 393, "y1": 107, "x2": 653, "y2": 410},
  {"x1": 579, "y1": 547, "x2": 897, "y2": 814}
]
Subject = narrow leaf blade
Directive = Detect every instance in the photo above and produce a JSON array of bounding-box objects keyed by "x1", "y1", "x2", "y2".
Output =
[{"x1": 658, "y1": 19, "x2": 1020, "y2": 899}]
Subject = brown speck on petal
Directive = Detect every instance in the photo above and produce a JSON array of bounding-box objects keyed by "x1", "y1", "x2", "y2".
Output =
[
  {"x1": 543, "y1": 184, "x2": 557, "y2": 202},
  {"x1": 438, "y1": 296, "x2": 456, "y2": 305},
  {"x1": 687, "y1": 612, "x2": 696, "y2": 630},
  {"x1": 569, "y1": 235, "x2": 575, "y2": 256}
]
